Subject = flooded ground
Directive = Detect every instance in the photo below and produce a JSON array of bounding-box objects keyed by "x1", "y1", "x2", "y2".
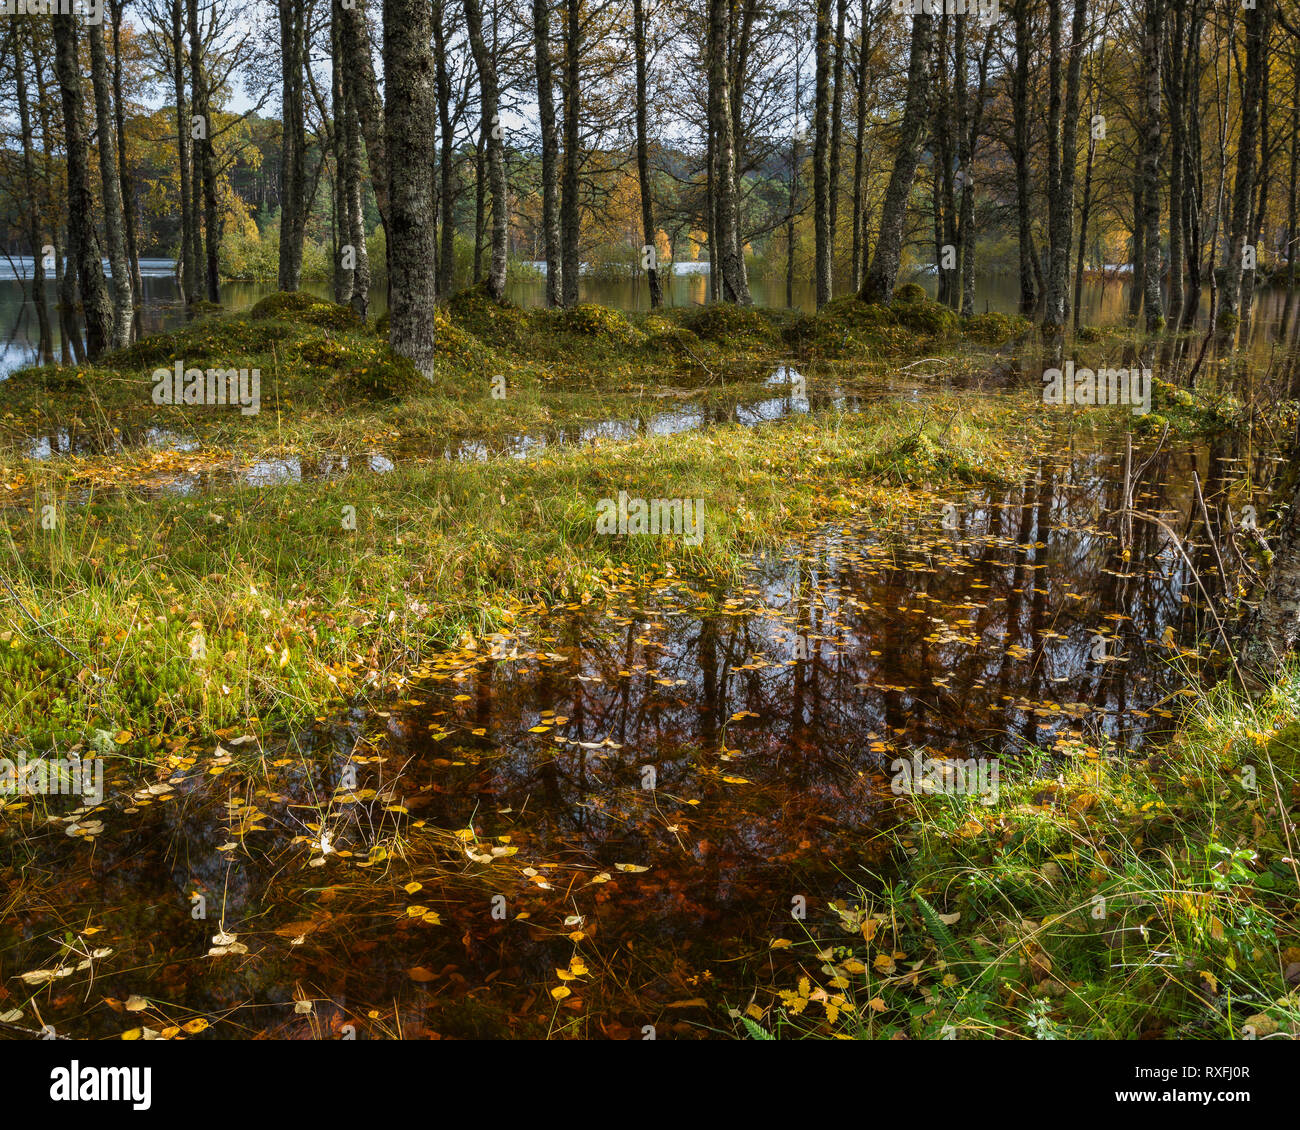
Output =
[{"x1": 0, "y1": 401, "x2": 1275, "y2": 1039}]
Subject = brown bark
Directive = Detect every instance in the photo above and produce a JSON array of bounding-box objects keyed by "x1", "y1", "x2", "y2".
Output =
[
  {"x1": 860, "y1": 9, "x2": 931, "y2": 304},
  {"x1": 53, "y1": 13, "x2": 113, "y2": 360},
  {"x1": 383, "y1": 0, "x2": 438, "y2": 371},
  {"x1": 533, "y1": 0, "x2": 562, "y2": 306},
  {"x1": 632, "y1": 0, "x2": 662, "y2": 307}
]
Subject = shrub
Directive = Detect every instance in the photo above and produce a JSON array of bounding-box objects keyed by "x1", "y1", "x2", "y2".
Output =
[
  {"x1": 679, "y1": 302, "x2": 779, "y2": 344},
  {"x1": 324, "y1": 352, "x2": 430, "y2": 404},
  {"x1": 893, "y1": 296, "x2": 960, "y2": 337},
  {"x1": 892, "y1": 282, "x2": 928, "y2": 303},
  {"x1": 962, "y1": 311, "x2": 1032, "y2": 345},
  {"x1": 539, "y1": 303, "x2": 644, "y2": 344},
  {"x1": 249, "y1": 290, "x2": 362, "y2": 331}
]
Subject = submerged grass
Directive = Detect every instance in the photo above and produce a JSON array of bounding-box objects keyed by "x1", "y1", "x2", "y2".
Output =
[
  {"x1": 750, "y1": 672, "x2": 1300, "y2": 1040},
  {"x1": 0, "y1": 287, "x2": 1041, "y2": 749},
  {"x1": 0, "y1": 388, "x2": 1038, "y2": 748}
]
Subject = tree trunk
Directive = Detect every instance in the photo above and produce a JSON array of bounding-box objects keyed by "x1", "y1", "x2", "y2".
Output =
[
  {"x1": 850, "y1": 0, "x2": 870, "y2": 293},
  {"x1": 383, "y1": 0, "x2": 438, "y2": 371},
  {"x1": 560, "y1": 0, "x2": 581, "y2": 307},
  {"x1": 1165, "y1": 0, "x2": 1186, "y2": 329},
  {"x1": 278, "y1": 0, "x2": 307, "y2": 292},
  {"x1": 859, "y1": 9, "x2": 930, "y2": 304},
  {"x1": 813, "y1": 0, "x2": 832, "y2": 307},
  {"x1": 933, "y1": 13, "x2": 956, "y2": 308},
  {"x1": 12, "y1": 23, "x2": 53, "y2": 363},
  {"x1": 1129, "y1": 171, "x2": 1145, "y2": 318},
  {"x1": 1043, "y1": 0, "x2": 1087, "y2": 335},
  {"x1": 533, "y1": 0, "x2": 562, "y2": 306},
  {"x1": 1140, "y1": 0, "x2": 1164, "y2": 333},
  {"x1": 1012, "y1": 0, "x2": 1035, "y2": 316},
  {"x1": 787, "y1": 17, "x2": 802, "y2": 310},
  {"x1": 632, "y1": 0, "x2": 662, "y2": 308},
  {"x1": 338, "y1": 0, "x2": 389, "y2": 241},
  {"x1": 88, "y1": 16, "x2": 133, "y2": 347},
  {"x1": 464, "y1": 0, "x2": 507, "y2": 300},
  {"x1": 109, "y1": 0, "x2": 143, "y2": 327},
  {"x1": 433, "y1": 0, "x2": 456, "y2": 296},
  {"x1": 1219, "y1": 0, "x2": 1269, "y2": 344},
  {"x1": 53, "y1": 13, "x2": 113, "y2": 360},
  {"x1": 708, "y1": 0, "x2": 751, "y2": 303},
  {"x1": 1242, "y1": 39, "x2": 1273, "y2": 330},
  {"x1": 331, "y1": 1, "x2": 354, "y2": 305},
  {"x1": 827, "y1": 0, "x2": 848, "y2": 263},
  {"x1": 342, "y1": 15, "x2": 369, "y2": 318},
  {"x1": 171, "y1": 0, "x2": 195, "y2": 304},
  {"x1": 730, "y1": 0, "x2": 757, "y2": 297},
  {"x1": 189, "y1": 0, "x2": 219, "y2": 302},
  {"x1": 960, "y1": 25, "x2": 994, "y2": 318}
]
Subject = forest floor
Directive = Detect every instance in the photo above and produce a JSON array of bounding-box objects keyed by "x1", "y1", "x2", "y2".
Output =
[{"x1": 0, "y1": 288, "x2": 1296, "y2": 1041}]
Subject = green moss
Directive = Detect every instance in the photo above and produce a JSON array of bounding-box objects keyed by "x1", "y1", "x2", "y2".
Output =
[
  {"x1": 679, "y1": 302, "x2": 781, "y2": 345},
  {"x1": 961, "y1": 311, "x2": 1033, "y2": 346},
  {"x1": 248, "y1": 290, "x2": 362, "y2": 331},
  {"x1": 324, "y1": 352, "x2": 430, "y2": 403},
  {"x1": 103, "y1": 318, "x2": 296, "y2": 370},
  {"x1": 534, "y1": 303, "x2": 645, "y2": 344},
  {"x1": 893, "y1": 296, "x2": 960, "y2": 337},
  {"x1": 892, "y1": 282, "x2": 928, "y2": 303}
]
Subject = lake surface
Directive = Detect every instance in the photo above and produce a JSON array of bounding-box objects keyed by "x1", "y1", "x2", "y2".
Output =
[
  {"x1": 3, "y1": 257, "x2": 1299, "y2": 377},
  {"x1": 0, "y1": 372, "x2": 1275, "y2": 1037}
]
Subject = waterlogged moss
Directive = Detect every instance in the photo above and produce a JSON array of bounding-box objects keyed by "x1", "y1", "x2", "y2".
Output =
[
  {"x1": 785, "y1": 294, "x2": 967, "y2": 357},
  {"x1": 540, "y1": 303, "x2": 645, "y2": 344},
  {"x1": 678, "y1": 302, "x2": 783, "y2": 345},
  {"x1": 892, "y1": 282, "x2": 928, "y2": 303},
  {"x1": 244, "y1": 289, "x2": 361, "y2": 330},
  {"x1": 324, "y1": 352, "x2": 430, "y2": 404},
  {"x1": 962, "y1": 311, "x2": 1033, "y2": 345},
  {"x1": 892, "y1": 296, "x2": 960, "y2": 337},
  {"x1": 102, "y1": 317, "x2": 295, "y2": 370}
]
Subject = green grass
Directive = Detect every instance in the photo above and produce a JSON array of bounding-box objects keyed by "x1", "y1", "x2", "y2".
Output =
[
  {"x1": 750, "y1": 672, "x2": 1300, "y2": 1040},
  {"x1": 1, "y1": 371, "x2": 1039, "y2": 748}
]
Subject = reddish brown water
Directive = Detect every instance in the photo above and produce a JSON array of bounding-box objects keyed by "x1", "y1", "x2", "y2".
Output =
[{"x1": 0, "y1": 418, "x2": 1279, "y2": 1039}]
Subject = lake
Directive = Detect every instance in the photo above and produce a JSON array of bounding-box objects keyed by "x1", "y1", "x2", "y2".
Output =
[{"x1": 2, "y1": 256, "x2": 1298, "y2": 377}]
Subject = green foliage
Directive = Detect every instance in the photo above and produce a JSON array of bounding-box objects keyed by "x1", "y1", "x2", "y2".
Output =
[
  {"x1": 249, "y1": 290, "x2": 362, "y2": 330},
  {"x1": 324, "y1": 352, "x2": 430, "y2": 404},
  {"x1": 678, "y1": 302, "x2": 782, "y2": 345},
  {"x1": 892, "y1": 282, "x2": 928, "y2": 303},
  {"x1": 535, "y1": 303, "x2": 645, "y2": 344},
  {"x1": 102, "y1": 317, "x2": 294, "y2": 370},
  {"x1": 961, "y1": 312, "x2": 1032, "y2": 345}
]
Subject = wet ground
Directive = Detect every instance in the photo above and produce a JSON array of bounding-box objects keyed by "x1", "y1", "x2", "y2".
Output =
[{"x1": 0, "y1": 393, "x2": 1277, "y2": 1038}]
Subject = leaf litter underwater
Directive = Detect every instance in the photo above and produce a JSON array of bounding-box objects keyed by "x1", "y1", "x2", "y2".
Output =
[{"x1": 0, "y1": 422, "x2": 1279, "y2": 1039}]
